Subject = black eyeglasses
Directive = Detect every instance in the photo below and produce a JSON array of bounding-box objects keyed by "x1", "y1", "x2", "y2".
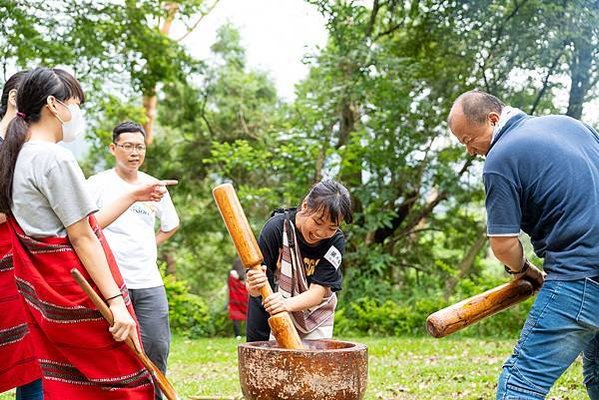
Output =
[{"x1": 114, "y1": 143, "x2": 146, "y2": 153}]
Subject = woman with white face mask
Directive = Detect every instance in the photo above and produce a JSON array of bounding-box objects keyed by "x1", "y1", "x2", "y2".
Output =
[
  {"x1": 0, "y1": 68, "x2": 154, "y2": 399},
  {"x1": 0, "y1": 70, "x2": 45, "y2": 400}
]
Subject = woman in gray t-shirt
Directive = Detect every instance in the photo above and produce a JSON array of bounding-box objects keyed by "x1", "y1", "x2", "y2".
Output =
[
  {"x1": 0, "y1": 68, "x2": 155, "y2": 398},
  {"x1": 0, "y1": 70, "x2": 44, "y2": 399}
]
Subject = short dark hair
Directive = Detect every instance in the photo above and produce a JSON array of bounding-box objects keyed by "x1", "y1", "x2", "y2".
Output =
[
  {"x1": 113, "y1": 121, "x2": 146, "y2": 142},
  {"x1": 456, "y1": 90, "x2": 504, "y2": 125},
  {"x1": 302, "y1": 179, "x2": 353, "y2": 225},
  {"x1": 0, "y1": 71, "x2": 28, "y2": 120}
]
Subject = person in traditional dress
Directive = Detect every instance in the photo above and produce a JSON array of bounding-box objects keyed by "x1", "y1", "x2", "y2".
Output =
[
  {"x1": 228, "y1": 258, "x2": 248, "y2": 339},
  {"x1": 0, "y1": 67, "x2": 161, "y2": 399},
  {"x1": 0, "y1": 71, "x2": 44, "y2": 400}
]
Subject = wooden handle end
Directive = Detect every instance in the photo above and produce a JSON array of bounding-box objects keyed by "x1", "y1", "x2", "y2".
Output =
[{"x1": 426, "y1": 278, "x2": 536, "y2": 338}]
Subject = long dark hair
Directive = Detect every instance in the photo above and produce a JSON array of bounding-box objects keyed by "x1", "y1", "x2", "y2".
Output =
[
  {"x1": 0, "y1": 67, "x2": 85, "y2": 212},
  {"x1": 302, "y1": 179, "x2": 353, "y2": 225},
  {"x1": 0, "y1": 71, "x2": 28, "y2": 120}
]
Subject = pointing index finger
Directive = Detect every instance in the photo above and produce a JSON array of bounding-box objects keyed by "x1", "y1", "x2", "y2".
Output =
[{"x1": 156, "y1": 179, "x2": 178, "y2": 186}]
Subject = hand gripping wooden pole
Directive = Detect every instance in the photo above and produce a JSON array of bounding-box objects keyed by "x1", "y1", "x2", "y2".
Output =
[
  {"x1": 426, "y1": 277, "x2": 535, "y2": 338},
  {"x1": 212, "y1": 183, "x2": 304, "y2": 349},
  {"x1": 71, "y1": 269, "x2": 180, "y2": 400}
]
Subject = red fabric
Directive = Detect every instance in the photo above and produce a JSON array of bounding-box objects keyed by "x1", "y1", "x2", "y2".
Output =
[
  {"x1": 228, "y1": 274, "x2": 248, "y2": 321},
  {"x1": 0, "y1": 221, "x2": 42, "y2": 392},
  {"x1": 7, "y1": 216, "x2": 154, "y2": 400}
]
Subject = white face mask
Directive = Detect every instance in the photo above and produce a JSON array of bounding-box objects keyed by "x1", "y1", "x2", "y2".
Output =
[{"x1": 53, "y1": 100, "x2": 86, "y2": 143}]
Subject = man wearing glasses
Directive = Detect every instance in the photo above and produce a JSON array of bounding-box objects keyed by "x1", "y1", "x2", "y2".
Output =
[{"x1": 87, "y1": 121, "x2": 179, "y2": 399}]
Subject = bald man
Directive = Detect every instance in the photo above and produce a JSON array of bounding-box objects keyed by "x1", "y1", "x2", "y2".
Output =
[{"x1": 448, "y1": 90, "x2": 599, "y2": 399}]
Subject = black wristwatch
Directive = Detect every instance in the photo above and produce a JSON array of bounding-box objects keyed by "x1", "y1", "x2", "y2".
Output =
[{"x1": 504, "y1": 259, "x2": 530, "y2": 275}]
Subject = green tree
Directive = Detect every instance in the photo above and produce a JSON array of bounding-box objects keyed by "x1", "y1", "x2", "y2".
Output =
[
  {"x1": 3, "y1": 0, "x2": 598, "y2": 335},
  {"x1": 141, "y1": 23, "x2": 287, "y2": 292},
  {"x1": 208, "y1": 0, "x2": 599, "y2": 304}
]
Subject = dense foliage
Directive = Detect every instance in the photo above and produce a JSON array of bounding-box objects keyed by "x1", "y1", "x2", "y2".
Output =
[{"x1": 2, "y1": 0, "x2": 598, "y2": 337}]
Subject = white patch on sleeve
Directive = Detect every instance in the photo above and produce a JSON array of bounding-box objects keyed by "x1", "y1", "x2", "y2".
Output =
[{"x1": 324, "y1": 246, "x2": 342, "y2": 270}]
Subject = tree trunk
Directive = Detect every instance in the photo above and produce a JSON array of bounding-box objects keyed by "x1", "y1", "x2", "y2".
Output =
[
  {"x1": 370, "y1": 158, "x2": 474, "y2": 245},
  {"x1": 336, "y1": 100, "x2": 358, "y2": 150},
  {"x1": 142, "y1": 94, "x2": 158, "y2": 144},
  {"x1": 529, "y1": 51, "x2": 563, "y2": 115},
  {"x1": 143, "y1": 2, "x2": 180, "y2": 144},
  {"x1": 444, "y1": 230, "x2": 487, "y2": 299},
  {"x1": 165, "y1": 252, "x2": 177, "y2": 276},
  {"x1": 336, "y1": 98, "x2": 364, "y2": 217},
  {"x1": 566, "y1": 33, "x2": 593, "y2": 120},
  {"x1": 368, "y1": 191, "x2": 417, "y2": 245},
  {"x1": 313, "y1": 145, "x2": 326, "y2": 182}
]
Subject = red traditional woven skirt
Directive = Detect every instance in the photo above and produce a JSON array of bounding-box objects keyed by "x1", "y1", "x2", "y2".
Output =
[
  {"x1": 228, "y1": 274, "x2": 248, "y2": 321},
  {"x1": 7, "y1": 216, "x2": 154, "y2": 400},
  {"x1": 0, "y1": 221, "x2": 42, "y2": 392}
]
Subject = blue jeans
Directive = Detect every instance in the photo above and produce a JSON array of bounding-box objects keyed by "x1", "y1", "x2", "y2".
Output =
[
  {"x1": 15, "y1": 379, "x2": 43, "y2": 400},
  {"x1": 497, "y1": 277, "x2": 599, "y2": 399}
]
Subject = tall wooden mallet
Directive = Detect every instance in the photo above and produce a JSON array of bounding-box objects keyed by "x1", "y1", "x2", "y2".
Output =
[
  {"x1": 426, "y1": 278, "x2": 535, "y2": 338},
  {"x1": 71, "y1": 269, "x2": 180, "y2": 400},
  {"x1": 212, "y1": 183, "x2": 304, "y2": 349}
]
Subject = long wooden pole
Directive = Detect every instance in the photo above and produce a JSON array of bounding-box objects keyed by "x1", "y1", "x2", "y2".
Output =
[
  {"x1": 71, "y1": 269, "x2": 180, "y2": 400},
  {"x1": 212, "y1": 183, "x2": 304, "y2": 349},
  {"x1": 426, "y1": 277, "x2": 535, "y2": 338}
]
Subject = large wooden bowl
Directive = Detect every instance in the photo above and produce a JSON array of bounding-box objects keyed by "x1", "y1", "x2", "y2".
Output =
[{"x1": 238, "y1": 339, "x2": 368, "y2": 400}]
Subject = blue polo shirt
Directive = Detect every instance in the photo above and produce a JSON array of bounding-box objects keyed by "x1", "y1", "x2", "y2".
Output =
[{"x1": 483, "y1": 113, "x2": 599, "y2": 280}]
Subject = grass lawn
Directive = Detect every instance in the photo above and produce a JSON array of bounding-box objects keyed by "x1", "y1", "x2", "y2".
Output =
[{"x1": 1, "y1": 335, "x2": 587, "y2": 399}]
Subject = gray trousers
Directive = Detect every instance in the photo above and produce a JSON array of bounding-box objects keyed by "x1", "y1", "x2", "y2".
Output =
[{"x1": 129, "y1": 286, "x2": 171, "y2": 400}]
